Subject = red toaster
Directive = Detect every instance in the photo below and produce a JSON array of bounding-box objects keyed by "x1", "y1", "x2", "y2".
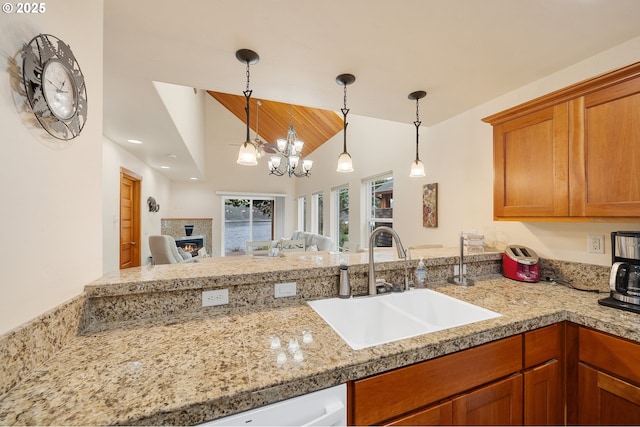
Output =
[{"x1": 502, "y1": 245, "x2": 540, "y2": 283}]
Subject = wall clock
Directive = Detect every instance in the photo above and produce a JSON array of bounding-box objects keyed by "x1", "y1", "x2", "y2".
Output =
[{"x1": 21, "y1": 34, "x2": 88, "y2": 141}]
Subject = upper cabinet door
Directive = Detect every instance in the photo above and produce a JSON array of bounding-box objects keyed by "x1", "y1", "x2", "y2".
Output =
[
  {"x1": 493, "y1": 104, "x2": 569, "y2": 219},
  {"x1": 569, "y1": 77, "x2": 640, "y2": 217}
]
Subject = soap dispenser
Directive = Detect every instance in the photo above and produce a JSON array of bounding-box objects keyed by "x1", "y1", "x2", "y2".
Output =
[
  {"x1": 338, "y1": 263, "x2": 351, "y2": 298},
  {"x1": 415, "y1": 257, "x2": 427, "y2": 287}
]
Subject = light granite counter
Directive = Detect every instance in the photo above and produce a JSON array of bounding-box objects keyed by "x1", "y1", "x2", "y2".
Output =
[
  {"x1": 0, "y1": 250, "x2": 631, "y2": 425},
  {"x1": 2, "y1": 280, "x2": 639, "y2": 425}
]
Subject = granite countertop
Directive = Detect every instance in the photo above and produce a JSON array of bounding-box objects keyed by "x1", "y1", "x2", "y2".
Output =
[
  {"x1": 83, "y1": 248, "x2": 497, "y2": 297},
  {"x1": 2, "y1": 275, "x2": 640, "y2": 426}
]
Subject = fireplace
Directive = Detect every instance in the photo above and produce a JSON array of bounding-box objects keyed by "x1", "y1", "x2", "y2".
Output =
[{"x1": 174, "y1": 235, "x2": 205, "y2": 257}]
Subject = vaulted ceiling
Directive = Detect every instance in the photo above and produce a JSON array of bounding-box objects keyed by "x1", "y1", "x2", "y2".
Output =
[
  {"x1": 103, "y1": 0, "x2": 640, "y2": 181},
  {"x1": 207, "y1": 92, "x2": 343, "y2": 158}
]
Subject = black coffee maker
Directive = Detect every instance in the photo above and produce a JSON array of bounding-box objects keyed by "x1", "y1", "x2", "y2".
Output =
[{"x1": 599, "y1": 231, "x2": 640, "y2": 314}]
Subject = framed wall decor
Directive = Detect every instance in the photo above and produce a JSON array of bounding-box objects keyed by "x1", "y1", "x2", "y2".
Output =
[{"x1": 422, "y1": 183, "x2": 438, "y2": 228}]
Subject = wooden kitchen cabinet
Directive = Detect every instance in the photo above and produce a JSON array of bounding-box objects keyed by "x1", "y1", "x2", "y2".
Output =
[
  {"x1": 484, "y1": 61, "x2": 640, "y2": 221},
  {"x1": 452, "y1": 374, "x2": 523, "y2": 425},
  {"x1": 349, "y1": 335, "x2": 523, "y2": 425},
  {"x1": 523, "y1": 324, "x2": 563, "y2": 425},
  {"x1": 578, "y1": 363, "x2": 640, "y2": 425},
  {"x1": 575, "y1": 327, "x2": 640, "y2": 425},
  {"x1": 492, "y1": 104, "x2": 569, "y2": 218}
]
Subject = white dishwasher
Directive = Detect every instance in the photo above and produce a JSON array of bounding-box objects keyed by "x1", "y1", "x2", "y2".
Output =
[{"x1": 199, "y1": 384, "x2": 346, "y2": 426}]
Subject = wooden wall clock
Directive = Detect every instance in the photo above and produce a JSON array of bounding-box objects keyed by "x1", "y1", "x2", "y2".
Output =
[{"x1": 21, "y1": 34, "x2": 88, "y2": 141}]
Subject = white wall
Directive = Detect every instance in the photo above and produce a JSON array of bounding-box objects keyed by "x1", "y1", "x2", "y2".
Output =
[
  {"x1": 102, "y1": 137, "x2": 171, "y2": 273},
  {"x1": 0, "y1": 0, "x2": 104, "y2": 334},
  {"x1": 296, "y1": 36, "x2": 640, "y2": 266},
  {"x1": 153, "y1": 82, "x2": 207, "y2": 176}
]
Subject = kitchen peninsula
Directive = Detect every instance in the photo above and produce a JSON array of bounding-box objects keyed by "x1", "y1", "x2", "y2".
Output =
[{"x1": 1, "y1": 249, "x2": 639, "y2": 425}]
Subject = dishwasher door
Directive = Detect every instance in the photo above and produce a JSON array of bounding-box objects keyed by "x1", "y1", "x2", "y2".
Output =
[{"x1": 200, "y1": 384, "x2": 346, "y2": 426}]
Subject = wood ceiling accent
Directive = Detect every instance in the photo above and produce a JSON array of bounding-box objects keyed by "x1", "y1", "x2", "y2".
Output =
[{"x1": 208, "y1": 91, "x2": 343, "y2": 158}]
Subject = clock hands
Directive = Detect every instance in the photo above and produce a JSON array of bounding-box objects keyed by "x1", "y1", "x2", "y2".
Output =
[{"x1": 46, "y1": 78, "x2": 69, "y2": 94}]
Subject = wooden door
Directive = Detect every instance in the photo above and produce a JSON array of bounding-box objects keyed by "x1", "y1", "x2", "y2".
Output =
[
  {"x1": 569, "y1": 76, "x2": 640, "y2": 217},
  {"x1": 492, "y1": 104, "x2": 569, "y2": 218},
  {"x1": 524, "y1": 360, "x2": 562, "y2": 425},
  {"x1": 452, "y1": 374, "x2": 523, "y2": 425},
  {"x1": 120, "y1": 169, "x2": 141, "y2": 269},
  {"x1": 578, "y1": 363, "x2": 640, "y2": 425}
]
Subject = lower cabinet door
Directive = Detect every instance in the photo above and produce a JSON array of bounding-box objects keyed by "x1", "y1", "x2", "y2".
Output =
[
  {"x1": 452, "y1": 374, "x2": 523, "y2": 425},
  {"x1": 386, "y1": 401, "x2": 452, "y2": 426},
  {"x1": 524, "y1": 359, "x2": 562, "y2": 425},
  {"x1": 579, "y1": 363, "x2": 640, "y2": 425}
]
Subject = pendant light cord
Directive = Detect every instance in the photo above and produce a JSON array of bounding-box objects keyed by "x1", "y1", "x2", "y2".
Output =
[
  {"x1": 414, "y1": 98, "x2": 421, "y2": 160},
  {"x1": 341, "y1": 84, "x2": 349, "y2": 152},
  {"x1": 243, "y1": 62, "x2": 252, "y2": 143}
]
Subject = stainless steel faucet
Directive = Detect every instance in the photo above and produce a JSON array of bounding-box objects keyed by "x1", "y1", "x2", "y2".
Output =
[
  {"x1": 368, "y1": 226, "x2": 409, "y2": 295},
  {"x1": 448, "y1": 233, "x2": 475, "y2": 286}
]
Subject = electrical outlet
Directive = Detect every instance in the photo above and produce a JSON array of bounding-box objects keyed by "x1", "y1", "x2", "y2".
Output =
[
  {"x1": 202, "y1": 289, "x2": 229, "y2": 307},
  {"x1": 275, "y1": 282, "x2": 297, "y2": 298},
  {"x1": 587, "y1": 234, "x2": 605, "y2": 254}
]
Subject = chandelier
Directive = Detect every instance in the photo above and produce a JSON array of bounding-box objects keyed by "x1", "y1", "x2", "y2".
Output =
[{"x1": 268, "y1": 105, "x2": 313, "y2": 177}]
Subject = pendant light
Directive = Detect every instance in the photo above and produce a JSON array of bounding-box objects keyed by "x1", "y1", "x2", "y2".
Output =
[
  {"x1": 336, "y1": 74, "x2": 356, "y2": 173},
  {"x1": 235, "y1": 49, "x2": 260, "y2": 166},
  {"x1": 408, "y1": 90, "x2": 427, "y2": 177}
]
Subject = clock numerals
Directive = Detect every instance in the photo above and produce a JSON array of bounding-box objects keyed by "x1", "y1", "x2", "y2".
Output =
[{"x1": 21, "y1": 34, "x2": 87, "y2": 141}]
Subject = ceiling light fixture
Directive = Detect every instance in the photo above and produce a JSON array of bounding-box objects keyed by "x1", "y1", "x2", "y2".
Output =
[
  {"x1": 408, "y1": 90, "x2": 427, "y2": 178},
  {"x1": 335, "y1": 73, "x2": 356, "y2": 173},
  {"x1": 127, "y1": 139, "x2": 142, "y2": 144},
  {"x1": 268, "y1": 105, "x2": 313, "y2": 177},
  {"x1": 235, "y1": 49, "x2": 260, "y2": 166}
]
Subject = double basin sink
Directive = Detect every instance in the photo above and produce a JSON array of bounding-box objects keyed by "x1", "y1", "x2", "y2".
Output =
[{"x1": 308, "y1": 288, "x2": 501, "y2": 350}]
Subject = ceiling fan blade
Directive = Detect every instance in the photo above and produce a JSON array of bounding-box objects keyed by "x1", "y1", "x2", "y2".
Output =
[{"x1": 262, "y1": 143, "x2": 278, "y2": 154}]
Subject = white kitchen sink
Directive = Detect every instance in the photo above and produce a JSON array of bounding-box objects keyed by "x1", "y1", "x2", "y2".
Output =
[{"x1": 308, "y1": 288, "x2": 501, "y2": 350}]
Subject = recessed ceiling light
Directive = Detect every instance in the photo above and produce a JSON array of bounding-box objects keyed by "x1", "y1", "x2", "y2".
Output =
[
  {"x1": 190, "y1": 177, "x2": 198, "y2": 180},
  {"x1": 160, "y1": 165, "x2": 170, "y2": 169},
  {"x1": 127, "y1": 139, "x2": 143, "y2": 144}
]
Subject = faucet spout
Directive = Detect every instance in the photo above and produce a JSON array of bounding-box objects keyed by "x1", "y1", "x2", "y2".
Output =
[{"x1": 368, "y1": 226, "x2": 408, "y2": 295}]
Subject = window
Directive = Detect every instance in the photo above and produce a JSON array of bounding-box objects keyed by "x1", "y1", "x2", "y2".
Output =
[
  {"x1": 222, "y1": 197, "x2": 274, "y2": 256},
  {"x1": 364, "y1": 174, "x2": 393, "y2": 247},
  {"x1": 332, "y1": 186, "x2": 349, "y2": 252},
  {"x1": 311, "y1": 191, "x2": 324, "y2": 235},
  {"x1": 297, "y1": 195, "x2": 306, "y2": 231}
]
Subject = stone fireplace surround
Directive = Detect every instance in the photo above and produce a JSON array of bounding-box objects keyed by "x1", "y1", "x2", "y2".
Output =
[{"x1": 161, "y1": 218, "x2": 213, "y2": 256}]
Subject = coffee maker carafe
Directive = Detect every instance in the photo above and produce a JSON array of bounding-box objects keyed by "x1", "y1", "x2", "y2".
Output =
[{"x1": 599, "y1": 231, "x2": 640, "y2": 314}]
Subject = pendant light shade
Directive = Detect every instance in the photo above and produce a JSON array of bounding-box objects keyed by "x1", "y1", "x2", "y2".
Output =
[
  {"x1": 235, "y1": 49, "x2": 260, "y2": 166},
  {"x1": 410, "y1": 159, "x2": 425, "y2": 177},
  {"x1": 237, "y1": 141, "x2": 258, "y2": 166},
  {"x1": 408, "y1": 90, "x2": 427, "y2": 177},
  {"x1": 337, "y1": 152, "x2": 354, "y2": 173},
  {"x1": 336, "y1": 73, "x2": 356, "y2": 173}
]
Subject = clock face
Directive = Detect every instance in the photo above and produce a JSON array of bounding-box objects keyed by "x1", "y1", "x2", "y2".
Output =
[
  {"x1": 21, "y1": 34, "x2": 88, "y2": 141},
  {"x1": 42, "y1": 60, "x2": 78, "y2": 120}
]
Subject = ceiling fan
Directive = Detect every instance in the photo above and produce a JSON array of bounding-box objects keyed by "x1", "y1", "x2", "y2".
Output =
[{"x1": 227, "y1": 100, "x2": 278, "y2": 157}]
